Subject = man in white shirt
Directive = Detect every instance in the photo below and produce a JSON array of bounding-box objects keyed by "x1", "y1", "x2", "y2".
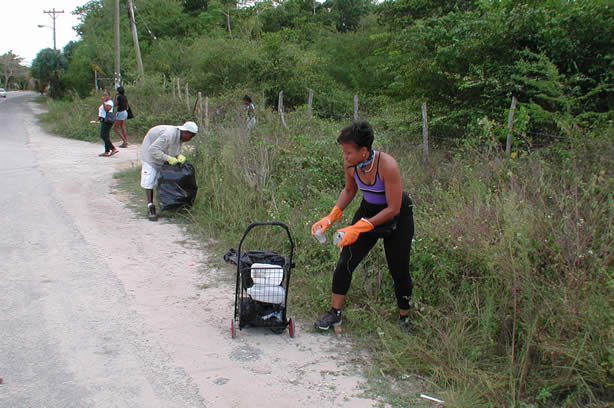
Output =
[{"x1": 140, "y1": 121, "x2": 198, "y2": 221}]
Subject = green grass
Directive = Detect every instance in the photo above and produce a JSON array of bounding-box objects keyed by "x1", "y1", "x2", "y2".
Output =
[
  {"x1": 30, "y1": 95, "x2": 48, "y2": 103},
  {"x1": 37, "y1": 88, "x2": 614, "y2": 408},
  {"x1": 112, "y1": 167, "x2": 143, "y2": 210}
]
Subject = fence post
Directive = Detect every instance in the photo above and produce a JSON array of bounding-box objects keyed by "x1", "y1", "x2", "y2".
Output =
[
  {"x1": 176, "y1": 78, "x2": 182, "y2": 101},
  {"x1": 422, "y1": 102, "x2": 429, "y2": 164},
  {"x1": 171, "y1": 78, "x2": 176, "y2": 99},
  {"x1": 353, "y1": 95, "x2": 359, "y2": 121},
  {"x1": 279, "y1": 91, "x2": 289, "y2": 130},
  {"x1": 307, "y1": 88, "x2": 313, "y2": 121},
  {"x1": 197, "y1": 91, "x2": 203, "y2": 129},
  {"x1": 205, "y1": 96, "x2": 209, "y2": 131},
  {"x1": 185, "y1": 83, "x2": 190, "y2": 111},
  {"x1": 506, "y1": 96, "x2": 517, "y2": 155},
  {"x1": 162, "y1": 75, "x2": 166, "y2": 93}
]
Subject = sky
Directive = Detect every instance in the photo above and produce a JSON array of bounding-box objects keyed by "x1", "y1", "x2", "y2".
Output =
[{"x1": 1, "y1": 0, "x2": 87, "y2": 66}]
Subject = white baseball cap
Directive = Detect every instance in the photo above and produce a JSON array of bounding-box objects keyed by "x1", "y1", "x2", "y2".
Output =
[{"x1": 178, "y1": 121, "x2": 198, "y2": 134}]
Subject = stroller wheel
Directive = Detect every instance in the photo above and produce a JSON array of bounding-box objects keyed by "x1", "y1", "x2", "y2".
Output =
[
  {"x1": 270, "y1": 326, "x2": 285, "y2": 335},
  {"x1": 231, "y1": 319, "x2": 236, "y2": 339},
  {"x1": 288, "y1": 318, "x2": 295, "y2": 338}
]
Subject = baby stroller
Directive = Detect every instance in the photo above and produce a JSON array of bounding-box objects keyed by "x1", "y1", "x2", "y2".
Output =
[{"x1": 224, "y1": 222, "x2": 295, "y2": 338}]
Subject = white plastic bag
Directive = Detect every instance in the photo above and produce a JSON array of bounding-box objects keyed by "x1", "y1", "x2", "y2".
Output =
[
  {"x1": 250, "y1": 263, "x2": 283, "y2": 286},
  {"x1": 247, "y1": 285, "x2": 286, "y2": 305}
]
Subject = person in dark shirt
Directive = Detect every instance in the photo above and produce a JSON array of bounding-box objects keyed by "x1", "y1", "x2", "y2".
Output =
[{"x1": 113, "y1": 86, "x2": 129, "y2": 147}]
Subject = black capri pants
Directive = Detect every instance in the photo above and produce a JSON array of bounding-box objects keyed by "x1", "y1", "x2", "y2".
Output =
[
  {"x1": 99, "y1": 119, "x2": 115, "y2": 153},
  {"x1": 332, "y1": 192, "x2": 414, "y2": 310}
]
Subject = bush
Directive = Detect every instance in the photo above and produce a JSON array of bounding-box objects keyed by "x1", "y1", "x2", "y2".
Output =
[{"x1": 185, "y1": 96, "x2": 613, "y2": 406}]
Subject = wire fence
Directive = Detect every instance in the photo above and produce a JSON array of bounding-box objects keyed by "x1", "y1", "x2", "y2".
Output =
[{"x1": 117, "y1": 76, "x2": 569, "y2": 159}]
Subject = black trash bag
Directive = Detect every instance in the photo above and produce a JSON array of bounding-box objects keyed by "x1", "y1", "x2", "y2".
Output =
[
  {"x1": 239, "y1": 296, "x2": 255, "y2": 326},
  {"x1": 223, "y1": 248, "x2": 288, "y2": 289},
  {"x1": 239, "y1": 297, "x2": 283, "y2": 327},
  {"x1": 253, "y1": 301, "x2": 283, "y2": 326},
  {"x1": 157, "y1": 161, "x2": 198, "y2": 212}
]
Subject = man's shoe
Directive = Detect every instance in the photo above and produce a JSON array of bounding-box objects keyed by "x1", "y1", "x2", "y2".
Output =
[
  {"x1": 147, "y1": 204, "x2": 158, "y2": 221},
  {"x1": 314, "y1": 308, "x2": 342, "y2": 330},
  {"x1": 398, "y1": 315, "x2": 412, "y2": 334}
]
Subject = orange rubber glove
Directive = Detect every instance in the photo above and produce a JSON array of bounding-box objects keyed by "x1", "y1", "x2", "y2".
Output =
[
  {"x1": 311, "y1": 206, "x2": 343, "y2": 235},
  {"x1": 335, "y1": 218, "x2": 374, "y2": 248}
]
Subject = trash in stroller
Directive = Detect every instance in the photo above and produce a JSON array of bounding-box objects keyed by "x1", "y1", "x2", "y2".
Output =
[{"x1": 224, "y1": 222, "x2": 295, "y2": 338}]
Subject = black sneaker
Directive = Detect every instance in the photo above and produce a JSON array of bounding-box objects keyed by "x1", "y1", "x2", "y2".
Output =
[
  {"x1": 314, "y1": 308, "x2": 342, "y2": 330},
  {"x1": 147, "y1": 204, "x2": 158, "y2": 221},
  {"x1": 398, "y1": 315, "x2": 412, "y2": 334}
]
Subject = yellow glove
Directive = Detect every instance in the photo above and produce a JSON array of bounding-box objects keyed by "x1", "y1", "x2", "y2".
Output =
[
  {"x1": 177, "y1": 154, "x2": 186, "y2": 164},
  {"x1": 167, "y1": 156, "x2": 179, "y2": 165},
  {"x1": 311, "y1": 206, "x2": 343, "y2": 235},
  {"x1": 336, "y1": 218, "x2": 374, "y2": 248}
]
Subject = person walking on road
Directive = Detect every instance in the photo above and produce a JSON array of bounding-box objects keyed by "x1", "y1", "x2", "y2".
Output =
[
  {"x1": 311, "y1": 121, "x2": 415, "y2": 333},
  {"x1": 140, "y1": 121, "x2": 198, "y2": 221},
  {"x1": 112, "y1": 86, "x2": 129, "y2": 148},
  {"x1": 97, "y1": 90, "x2": 118, "y2": 157}
]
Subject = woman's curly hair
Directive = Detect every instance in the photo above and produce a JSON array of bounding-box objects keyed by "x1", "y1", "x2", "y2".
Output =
[{"x1": 337, "y1": 120, "x2": 374, "y2": 150}]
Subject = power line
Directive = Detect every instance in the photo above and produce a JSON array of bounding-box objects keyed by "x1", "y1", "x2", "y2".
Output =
[{"x1": 132, "y1": 4, "x2": 157, "y2": 41}]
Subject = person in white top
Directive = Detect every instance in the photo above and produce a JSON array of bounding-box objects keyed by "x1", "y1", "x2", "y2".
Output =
[
  {"x1": 97, "y1": 90, "x2": 118, "y2": 157},
  {"x1": 139, "y1": 121, "x2": 198, "y2": 221},
  {"x1": 243, "y1": 95, "x2": 256, "y2": 129}
]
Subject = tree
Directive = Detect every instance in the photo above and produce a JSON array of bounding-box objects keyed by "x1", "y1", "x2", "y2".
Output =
[
  {"x1": 30, "y1": 48, "x2": 68, "y2": 98},
  {"x1": 218, "y1": 0, "x2": 238, "y2": 39},
  {"x1": 183, "y1": 0, "x2": 209, "y2": 14},
  {"x1": 0, "y1": 51, "x2": 27, "y2": 89},
  {"x1": 63, "y1": 41, "x2": 79, "y2": 61},
  {"x1": 323, "y1": 0, "x2": 371, "y2": 32},
  {"x1": 73, "y1": 0, "x2": 104, "y2": 34},
  {"x1": 377, "y1": 0, "x2": 478, "y2": 28},
  {"x1": 259, "y1": 0, "x2": 332, "y2": 34}
]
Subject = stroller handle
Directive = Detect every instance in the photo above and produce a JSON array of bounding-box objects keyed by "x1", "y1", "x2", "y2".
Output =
[{"x1": 239, "y1": 221, "x2": 295, "y2": 252}]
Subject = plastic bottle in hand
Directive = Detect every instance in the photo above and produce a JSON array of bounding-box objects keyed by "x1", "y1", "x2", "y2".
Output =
[
  {"x1": 333, "y1": 231, "x2": 345, "y2": 245},
  {"x1": 313, "y1": 226, "x2": 326, "y2": 244}
]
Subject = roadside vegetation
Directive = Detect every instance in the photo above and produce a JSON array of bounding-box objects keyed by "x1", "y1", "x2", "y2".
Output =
[{"x1": 34, "y1": 0, "x2": 612, "y2": 406}]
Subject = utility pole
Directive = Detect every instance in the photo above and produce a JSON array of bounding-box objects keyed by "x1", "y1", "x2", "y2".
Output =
[
  {"x1": 43, "y1": 8, "x2": 64, "y2": 50},
  {"x1": 127, "y1": 0, "x2": 144, "y2": 81},
  {"x1": 113, "y1": 0, "x2": 121, "y2": 88}
]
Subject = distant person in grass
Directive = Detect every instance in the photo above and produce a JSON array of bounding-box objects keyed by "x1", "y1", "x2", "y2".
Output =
[
  {"x1": 112, "y1": 86, "x2": 129, "y2": 148},
  {"x1": 140, "y1": 121, "x2": 198, "y2": 221},
  {"x1": 242, "y1": 95, "x2": 256, "y2": 129},
  {"x1": 97, "y1": 90, "x2": 118, "y2": 157},
  {"x1": 311, "y1": 121, "x2": 415, "y2": 333}
]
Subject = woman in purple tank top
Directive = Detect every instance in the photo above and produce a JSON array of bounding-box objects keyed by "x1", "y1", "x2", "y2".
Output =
[{"x1": 311, "y1": 121, "x2": 414, "y2": 333}]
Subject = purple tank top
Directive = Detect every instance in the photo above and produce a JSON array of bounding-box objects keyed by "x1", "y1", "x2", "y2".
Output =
[{"x1": 353, "y1": 154, "x2": 387, "y2": 205}]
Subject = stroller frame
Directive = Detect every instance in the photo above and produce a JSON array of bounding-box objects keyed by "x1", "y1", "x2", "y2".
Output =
[{"x1": 231, "y1": 222, "x2": 295, "y2": 338}]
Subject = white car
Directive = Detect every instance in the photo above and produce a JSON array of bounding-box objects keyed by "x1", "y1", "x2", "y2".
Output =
[{"x1": 0, "y1": 88, "x2": 6, "y2": 98}]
